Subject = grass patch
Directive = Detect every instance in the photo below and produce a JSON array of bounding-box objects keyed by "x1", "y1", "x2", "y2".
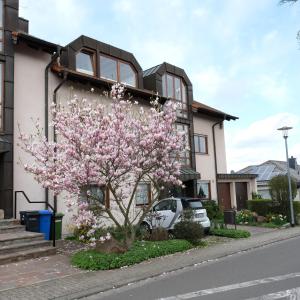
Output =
[
  {"x1": 210, "y1": 228, "x2": 251, "y2": 239},
  {"x1": 238, "y1": 222, "x2": 282, "y2": 229},
  {"x1": 71, "y1": 239, "x2": 193, "y2": 270}
]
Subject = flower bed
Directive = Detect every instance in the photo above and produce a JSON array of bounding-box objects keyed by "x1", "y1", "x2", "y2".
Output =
[{"x1": 71, "y1": 240, "x2": 193, "y2": 270}]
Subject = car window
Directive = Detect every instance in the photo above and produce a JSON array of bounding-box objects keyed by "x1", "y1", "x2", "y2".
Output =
[
  {"x1": 181, "y1": 199, "x2": 203, "y2": 210},
  {"x1": 154, "y1": 200, "x2": 177, "y2": 212},
  {"x1": 188, "y1": 201, "x2": 203, "y2": 209}
]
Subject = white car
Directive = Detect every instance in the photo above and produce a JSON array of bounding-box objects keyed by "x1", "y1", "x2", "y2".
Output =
[{"x1": 142, "y1": 197, "x2": 211, "y2": 233}]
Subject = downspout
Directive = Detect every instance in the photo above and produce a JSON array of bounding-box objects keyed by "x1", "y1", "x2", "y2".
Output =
[
  {"x1": 44, "y1": 47, "x2": 61, "y2": 209},
  {"x1": 212, "y1": 116, "x2": 226, "y2": 202},
  {"x1": 52, "y1": 72, "x2": 68, "y2": 212}
]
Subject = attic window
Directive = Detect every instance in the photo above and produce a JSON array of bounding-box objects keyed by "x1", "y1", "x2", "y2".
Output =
[
  {"x1": 162, "y1": 73, "x2": 188, "y2": 118},
  {"x1": 76, "y1": 50, "x2": 95, "y2": 76},
  {"x1": 99, "y1": 54, "x2": 137, "y2": 87}
]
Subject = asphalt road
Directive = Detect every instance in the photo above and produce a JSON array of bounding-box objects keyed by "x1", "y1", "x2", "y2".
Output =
[{"x1": 84, "y1": 236, "x2": 300, "y2": 300}]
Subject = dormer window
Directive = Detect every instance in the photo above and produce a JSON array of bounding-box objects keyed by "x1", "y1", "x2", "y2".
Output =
[
  {"x1": 162, "y1": 73, "x2": 188, "y2": 118},
  {"x1": 99, "y1": 54, "x2": 137, "y2": 87},
  {"x1": 76, "y1": 50, "x2": 95, "y2": 76}
]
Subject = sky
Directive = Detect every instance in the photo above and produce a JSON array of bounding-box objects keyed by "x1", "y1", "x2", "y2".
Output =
[{"x1": 19, "y1": 0, "x2": 300, "y2": 172}]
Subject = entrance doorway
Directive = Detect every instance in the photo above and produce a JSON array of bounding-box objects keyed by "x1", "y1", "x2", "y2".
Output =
[
  {"x1": 218, "y1": 183, "x2": 231, "y2": 210},
  {"x1": 235, "y1": 182, "x2": 248, "y2": 210}
]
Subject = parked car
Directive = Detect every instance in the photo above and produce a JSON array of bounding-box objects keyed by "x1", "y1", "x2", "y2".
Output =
[{"x1": 141, "y1": 197, "x2": 211, "y2": 233}]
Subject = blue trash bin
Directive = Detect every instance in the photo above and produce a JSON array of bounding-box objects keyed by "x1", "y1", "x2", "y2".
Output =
[{"x1": 39, "y1": 210, "x2": 53, "y2": 240}]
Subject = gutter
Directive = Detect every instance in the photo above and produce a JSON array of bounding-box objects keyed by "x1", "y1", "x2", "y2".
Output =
[
  {"x1": 44, "y1": 48, "x2": 61, "y2": 209},
  {"x1": 52, "y1": 72, "x2": 68, "y2": 212},
  {"x1": 44, "y1": 47, "x2": 65, "y2": 210}
]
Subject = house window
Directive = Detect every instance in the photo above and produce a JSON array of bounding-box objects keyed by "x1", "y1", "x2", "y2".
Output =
[
  {"x1": 99, "y1": 55, "x2": 117, "y2": 81},
  {"x1": 135, "y1": 183, "x2": 151, "y2": 206},
  {"x1": 120, "y1": 62, "x2": 136, "y2": 86},
  {"x1": 76, "y1": 50, "x2": 95, "y2": 76},
  {"x1": 80, "y1": 185, "x2": 109, "y2": 208},
  {"x1": 99, "y1": 54, "x2": 137, "y2": 87},
  {"x1": 162, "y1": 73, "x2": 188, "y2": 118},
  {"x1": 194, "y1": 135, "x2": 208, "y2": 154},
  {"x1": 0, "y1": 63, "x2": 3, "y2": 131},
  {"x1": 197, "y1": 181, "x2": 211, "y2": 199},
  {"x1": 176, "y1": 123, "x2": 190, "y2": 166}
]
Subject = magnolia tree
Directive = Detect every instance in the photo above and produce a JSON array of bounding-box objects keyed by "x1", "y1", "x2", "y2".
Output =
[{"x1": 19, "y1": 84, "x2": 185, "y2": 248}]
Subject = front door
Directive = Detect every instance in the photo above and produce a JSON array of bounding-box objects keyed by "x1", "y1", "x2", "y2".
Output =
[
  {"x1": 235, "y1": 182, "x2": 248, "y2": 210},
  {"x1": 218, "y1": 183, "x2": 231, "y2": 210}
]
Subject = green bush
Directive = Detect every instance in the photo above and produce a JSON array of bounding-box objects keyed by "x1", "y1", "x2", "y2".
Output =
[
  {"x1": 247, "y1": 199, "x2": 274, "y2": 217},
  {"x1": 210, "y1": 228, "x2": 251, "y2": 238},
  {"x1": 173, "y1": 209, "x2": 204, "y2": 244},
  {"x1": 202, "y1": 200, "x2": 223, "y2": 220},
  {"x1": 236, "y1": 209, "x2": 255, "y2": 224},
  {"x1": 71, "y1": 240, "x2": 193, "y2": 270},
  {"x1": 173, "y1": 221, "x2": 204, "y2": 245}
]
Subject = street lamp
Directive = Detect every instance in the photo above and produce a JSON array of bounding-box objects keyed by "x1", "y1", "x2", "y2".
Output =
[{"x1": 277, "y1": 126, "x2": 295, "y2": 227}]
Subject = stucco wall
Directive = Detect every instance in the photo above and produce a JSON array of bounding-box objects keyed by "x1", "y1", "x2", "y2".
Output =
[
  {"x1": 14, "y1": 45, "x2": 52, "y2": 214},
  {"x1": 193, "y1": 114, "x2": 227, "y2": 200}
]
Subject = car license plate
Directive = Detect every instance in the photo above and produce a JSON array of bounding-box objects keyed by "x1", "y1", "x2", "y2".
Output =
[{"x1": 195, "y1": 213, "x2": 204, "y2": 218}]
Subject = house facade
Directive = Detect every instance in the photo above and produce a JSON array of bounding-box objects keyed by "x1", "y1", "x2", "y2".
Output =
[
  {"x1": 0, "y1": 1, "x2": 256, "y2": 232},
  {"x1": 238, "y1": 157, "x2": 300, "y2": 201}
]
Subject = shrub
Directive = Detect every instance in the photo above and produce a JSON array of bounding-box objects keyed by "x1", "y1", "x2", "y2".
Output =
[
  {"x1": 173, "y1": 221, "x2": 204, "y2": 245},
  {"x1": 247, "y1": 199, "x2": 274, "y2": 217},
  {"x1": 202, "y1": 200, "x2": 223, "y2": 220},
  {"x1": 210, "y1": 228, "x2": 250, "y2": 238},
  {"x1": 269, "y1": 175, "x2": 297, "y2": 221},
  {"x1": 173, "y1": 209, "x2": 204, "y2": 245},
  {"x1": 71, "y1": 240, "x2": 193, "y2": 270},
  {"x1": 265, "y1": 213, "x2": 287, "y2": 226},
  {"x1": 236, "y1": 209, "x2": 255, "y2": 224}
]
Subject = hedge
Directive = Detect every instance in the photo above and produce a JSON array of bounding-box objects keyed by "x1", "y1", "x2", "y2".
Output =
[
  {"x1": 247, "y1": 199, "x2": 300, "y2": 223},
  {"x1": 247, "y1": 199, "x2": 274, "y2": 217}
]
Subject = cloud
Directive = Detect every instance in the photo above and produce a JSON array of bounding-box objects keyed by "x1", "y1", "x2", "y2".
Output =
[
  {"x1": 226, "y1": 113, "x2": 300, "y2": 171},
  {"x1": 19, "y1": 0, "x2": 88, "y2": 44}
]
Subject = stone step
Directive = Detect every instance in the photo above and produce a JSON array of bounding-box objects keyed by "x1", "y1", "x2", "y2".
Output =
[
  {"x1": 0, "y1": 231, "x2": 44, "y2": 246},
  {"x1": 0, "y1": 224, "x2": 25, "y2": 234},
  {"x1": 0, "y1": 239, "x2": 51, "y2": 255},
  {"x1": 0, "y1": 246, "x2": 56, "y2": 265},
  {"x1": 0, "y1": 219, "x2": 20, "y2": 227}
]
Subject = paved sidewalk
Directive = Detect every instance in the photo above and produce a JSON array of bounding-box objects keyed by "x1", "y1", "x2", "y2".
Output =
[{"x1": 0, "y1": 226, "x2": 300, "y2": 300}]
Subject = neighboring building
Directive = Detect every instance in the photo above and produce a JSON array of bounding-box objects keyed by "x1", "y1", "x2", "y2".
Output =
[
  {"x1": 0, "y1": 1, "x2": 256, "y2": 231},
  {"x1": 238, "y1": 157, "x2": 300, "y2": 201}
]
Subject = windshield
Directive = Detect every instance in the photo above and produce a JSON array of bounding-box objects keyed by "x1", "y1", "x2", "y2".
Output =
[{"x1": 181, "y1": 199, "x2": 203, "y2": 209}]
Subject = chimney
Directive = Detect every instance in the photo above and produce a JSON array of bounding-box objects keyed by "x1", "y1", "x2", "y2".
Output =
[{"x1": 289, "y1": 156, "x2": 297, "y2": 170}]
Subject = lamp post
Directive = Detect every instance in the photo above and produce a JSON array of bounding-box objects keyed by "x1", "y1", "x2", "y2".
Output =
[{"x1": 277, "y1": 126, "x2": 295, "y2": 227}]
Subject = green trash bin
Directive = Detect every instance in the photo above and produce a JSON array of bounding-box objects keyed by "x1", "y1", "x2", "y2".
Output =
[{"x1": 50, "y1": 213, "x2": 64, "y2": 240}]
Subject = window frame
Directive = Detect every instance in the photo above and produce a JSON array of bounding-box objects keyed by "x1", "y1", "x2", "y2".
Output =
[
  {"x1": 80, "y1": 185, "x2": 110, "y2": 209},
  {"x1": 75, "y1": 48, "x2": 96, "y2": 76},
  {"x1": 135, "y1": 182, "x2": 151, "y2": 206},
  {"x1": 99, "y1": 53, "x2": 137, "y2": 87},
  {"x1": 162, "y1": 73, "x2": 188, "y2": 118},
  {"x1": 197, "y1": 181, "x2": 211, "y2": 200},
  {"x1": 175, "y1": 123, "x2": 191, "y2": 166},
  {"x1": 194, "y1": 134, "x2": 208, "y2": 155},
  {"x1": 0, "y1": 62, "x2": 3, "y2": 132}
]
